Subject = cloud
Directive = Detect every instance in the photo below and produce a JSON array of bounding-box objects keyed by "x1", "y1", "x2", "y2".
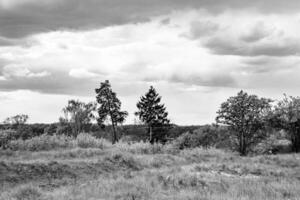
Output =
[
  {"x1": 169, "y1": 73, "x2": 236, "y2": 87},
  {"x1": 2, "y1": 64, "x2": 50, "y2": 78},
  {"x1": 0, "y1": 70, "x2": 97, "y2": 96},
  {"x1": 1, "y1": 0, "x2": 300, "y2": 39},
  {"x1": 205, "y1": 37, "x2": 300, "y2": 57},
  {"x1": 69, "y1": 68, "x2": 101, "y2": 79},
  {"x1": 0, "y1": 37, "x2": 17, "y2": 46},
  {"x1": 185, "y1": 20, "x2": 219, "y2": 39},
  {"x1": 241, "y1": 56, "x2": 300, "y2": 73},
  {"x1": 240, "y1": 21, "x2": 273, "y2": 42}
]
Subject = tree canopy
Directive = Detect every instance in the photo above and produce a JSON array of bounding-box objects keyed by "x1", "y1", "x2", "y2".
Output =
[
  {"x1": 216, "y1": 90, "x2": 272, "y2": 155},
  {"x1": 135, "y1": 86, "x2": 170, "y2": 143},
  {"x1": 270, "y1": 95, "x2": 300, "y2": 152},
  {"x1": 95, "y1": 80, "x2": 128, "y2": 144},
  {"x1": 61, "y1": 100, "x2": 96, "y2": 136}
]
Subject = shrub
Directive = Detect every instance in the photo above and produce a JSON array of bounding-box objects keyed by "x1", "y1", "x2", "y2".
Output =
[
  {"x1": 7, "y1": 134, "x2": 74, "y2": 151},
  {"x1": 0, "y1": 129, "x2": 17, "y2": 149},
  {"x1": 117, "y1": 141, "x2": 164, "y2": 154},
  {"x1": 170, "y1": 125, "x2": 231, "y2": 150},
  {"x1": 76, "y1": 133, "x2": 107, "y2": 149},
  {"x1": 171, "y1": 132, "x2": 207, "y2": 150}
]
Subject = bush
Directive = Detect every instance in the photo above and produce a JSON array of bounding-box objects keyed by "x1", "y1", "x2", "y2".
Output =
[
  {"x1": 7, "y1": 134, "x2": 74, "y2": 151},
  {"x1": 170, "y1": 125, "x2": 231, "y2": 150},
  {"x1": 6, "y1": 133, "x2": 110, "y2": 151},
  {"x1": 117, "y1": 141, "x2": 164, "y2": 154},
  {"x1": 76, "y1": 133, "x2": 107, "y2": 149},
  {"x1": 171, "y1": 131, "x2": 210, "y2": 150},
  {"x1": 0, "y1": 129, "x2": 17, "y2": 149}
]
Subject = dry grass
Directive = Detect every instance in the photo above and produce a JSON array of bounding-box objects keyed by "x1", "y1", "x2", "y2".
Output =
[{"x1": 0, "y1": 139, "x2": 299, "y2": 200}]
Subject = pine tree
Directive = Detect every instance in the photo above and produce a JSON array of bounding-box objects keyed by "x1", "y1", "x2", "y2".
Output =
[
  {"x1": 135, "y1": 86, "x2": 170, "y2": 143},
  {"x1": 95, "y1": 80, "x2": 128, "y2": 144}
]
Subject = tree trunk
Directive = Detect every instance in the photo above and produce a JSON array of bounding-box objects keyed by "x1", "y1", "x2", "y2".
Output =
[
  {"x1": 111, "y1": 120, "x2": 117, "y2": 144},
  {"x1": 149, "y1": 125, "x2": 153, "y2": 144},
  {"x1": 239, "y1": 130, "x2": 247, "y2": 156}
]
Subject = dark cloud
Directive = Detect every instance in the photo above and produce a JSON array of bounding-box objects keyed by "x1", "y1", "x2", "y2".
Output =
[
  {"x1": 169, "y1": 74, "x2": 236, "y2": 87},
  {"x1": 205, "y1": 37, "x2": 300, "y2": 57},
  {"x1": 0, "y1": 68, "x2": 147, "y2": 96},
  {"x1": 186, "y1": 20, "x2": 219, "y2": 39},
  {"x1": 160, "y1": 18, "x2": 171, "y2": 25},
  {"x1": 0, "y1": 69, "x2": 97, "y2": 96},
  {"x1": 242, "y1": 57, "x2": 299, "y2": 73},
  {"x1": 0, "y1": 37, "x2": 16, "y2": 46},
  {"x1": 240, "y1": 22, "x2": 272, "y2": 43},
  {"x1": 143, "y1": 73, "x2": 236, "y2": 88},
  {"x1": 0, "y1": 0, "x2": 300, "y2": 39}
]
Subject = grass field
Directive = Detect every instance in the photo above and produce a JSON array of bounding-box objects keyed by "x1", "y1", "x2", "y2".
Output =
[{"x1": 0, "y1": 139, "x2": 300, "y2": 200}]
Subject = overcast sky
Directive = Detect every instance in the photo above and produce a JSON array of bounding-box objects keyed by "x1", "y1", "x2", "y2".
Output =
[{"x1": 1, "y1": 0, "x2": 300, "y2": 125}]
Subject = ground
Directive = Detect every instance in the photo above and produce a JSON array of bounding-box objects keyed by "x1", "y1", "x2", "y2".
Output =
[{"x1": 0, "y1": 143, "x2": 300, "y2": 200}]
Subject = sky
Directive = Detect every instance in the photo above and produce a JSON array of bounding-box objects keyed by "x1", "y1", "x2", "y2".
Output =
[{"x1": 1, "y1": 0, "x2": 300, "y2": 125}]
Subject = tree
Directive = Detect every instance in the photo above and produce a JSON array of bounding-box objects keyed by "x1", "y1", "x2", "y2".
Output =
[
  {"x1": 95, "y1": 80, "x2": 128, "y2": 144},
  {"x1": 3, "y1": 114, "x2": 29, "y2": 126},
  {"x1": 135, "y1": 86, "x2": 170, "y2": 143},
  {"x1": 270, "y1": 95, "x2": 300, "y2": 152},
  {"x1": 61, "y1": 100, "x2": 97, "y2": 136},
  {"x1": 216, "y1": 90, "x2": 272, "y2": 156}
]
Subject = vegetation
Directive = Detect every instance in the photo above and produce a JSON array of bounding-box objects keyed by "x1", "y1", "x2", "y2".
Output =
[
  {"x1": 60, "y1": 100, "x2": 96, "y2": 136},
  {"x1": 1, "y1": 81, "x2": 300, "y2": 199},
  {"x1": 135, "y1": 86, "x2": 170, "y2": 143},
  {"x1": 95, "y1": 80, "x2": 128, "y2": 144},
  {"x1": 0, "y1": 140, "x2": 299, "y2": 200},
  {"x1": 216, "y1": 90, "x2": 272, "y2": 156},
  {"x1": 270, "y1": 95, "x2": 300, "y2": 152},
  {"x1": 3, "y1": 114, "x2": 29, "y2": 126}
]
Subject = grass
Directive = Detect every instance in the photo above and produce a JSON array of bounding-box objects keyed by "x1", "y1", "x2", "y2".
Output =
[{"x1": 0, "y1": 136, "x2": 299, "y2": 200}]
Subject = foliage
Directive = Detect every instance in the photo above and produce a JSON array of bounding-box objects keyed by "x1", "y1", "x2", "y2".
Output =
[
  {"x1": 171, "y1": 125, "x2": 222, "y2": 150},
  {"x1": 135, "y1": 86, "x2": 170, "y2": 143},
  {"x1": 117, "y1": 140, "x2": 164, "y2": 154},
  {"x1": 270, "y1": 95, "x2": 300, "y2": 152},
  {"x1": 95, "y1": 80, "x2": 128, "y2": 144},
  {"x1": 61, "y1": 100, "x2": 97, "y2": 136},
  {"x1": 3, "y1": 114, "x2": 29, "y2": 126},
  {"x1": 7, "y1": 134, "x2": 75, "y2": 151},
  {"x1": 216, "y1": 90, "x2": 272, "y2": 155},
  {"x1": 76, "y1": 133, "x2": 106, "y2": 149},
  {"x1": 0, "y1": 129, "x2": 17, "y2": 149}
]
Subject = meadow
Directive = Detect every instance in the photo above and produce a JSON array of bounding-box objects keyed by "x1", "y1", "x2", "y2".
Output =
[{"x1": 0, "y1": 133, "x2": 299, "y2": 200}]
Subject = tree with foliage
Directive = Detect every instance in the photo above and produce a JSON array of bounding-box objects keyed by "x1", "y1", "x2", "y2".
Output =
[
  {"x1": 216, "y1": 90, "x2": 272, "y2": 156},
  {"x1": 135, "y1": 86, "x2": 170, "y2": 143},
  {"x1": 61, "y1": 100, "x2": 97, "y2": 136},
  {"x1": 3, "y1": 114, "x2": 29, "y2": 126},
  {"x1": 270, "y1": 95, "x2": 300, "y2": 152},
  {"x1": 95, "y1": 80, "x2": 128, "y2": 144}
]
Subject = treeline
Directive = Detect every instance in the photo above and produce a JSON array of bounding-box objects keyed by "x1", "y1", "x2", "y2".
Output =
[{"x1": 1, "y1": 80, "x2": 300, "y2": 156}]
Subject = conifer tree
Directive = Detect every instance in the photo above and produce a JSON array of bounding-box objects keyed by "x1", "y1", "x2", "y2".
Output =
[
  {"x1": 135, "y1": 86, "x2": 170, "y2": 143},
  {"x1": 95, "y1": 80, "x2": 128, "y2": 144}
]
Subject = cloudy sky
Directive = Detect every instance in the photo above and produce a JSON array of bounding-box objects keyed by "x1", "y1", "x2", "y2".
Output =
[{"x1": 1, "y1": 0, "x2": 300, "y2": 125}]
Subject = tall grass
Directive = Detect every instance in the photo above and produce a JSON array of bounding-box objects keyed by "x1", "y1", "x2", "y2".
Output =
[
  {"x1": 6, "y1": 133, "x2": 110, "y2": 151},
  {"x1": 8, "y1": 134, "x2": 75, "y2": 151}
]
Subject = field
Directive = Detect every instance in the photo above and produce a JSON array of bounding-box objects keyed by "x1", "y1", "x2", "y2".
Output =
[{"x1": 0, "y1": 135, "x2": 300, "y2": 200}]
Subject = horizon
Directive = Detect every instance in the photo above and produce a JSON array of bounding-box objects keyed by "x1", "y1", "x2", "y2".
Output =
[{"x1": 1, "y1": 0, "x2": 300, "y2": 125}]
